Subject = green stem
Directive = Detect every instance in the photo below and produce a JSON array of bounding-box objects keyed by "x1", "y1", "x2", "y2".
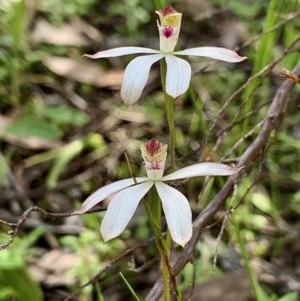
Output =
[
  {"x1": 11, "y1": 57, "x2": 20, "y2": 106},
  {"x1": 143, "y1": 190, "x2": 170, "y2": 301},
  {"x1": 143, "y1": 189, "x2": 183, "y2": 301},
  {"x1": 160, "y1": 58, "x2": 175, "y2": 291},
  {"x1": 119, "y1": 272, "x2": 142, "y2": 301},
  {"x1": 165, "y1": 96, "x2": 176, "y2": 171},
  {"x1": 159, "y1": 56, "x2": 182, "y2": 300},
  {"x1": 160, "y1": 58, "x2": 176, "y2": 172},
  {"x1": 10, "y1": 0, "x2": 27, "y2": 106}
]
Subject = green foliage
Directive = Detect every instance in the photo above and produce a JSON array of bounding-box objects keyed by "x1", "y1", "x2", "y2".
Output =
[
  {"x1": 39, "y1": 0, "x2": 99, "y2": 25},
  {"x1": 4, "y1": 116, "x2": 63, "y2": 140},
  {"x1": 107, "y1": 0, "x2": 153, "y2": 37},
  {"x1": 251, "y1": 191, "x2": 273, "y2": 215},
  {"x1": 241, "y1": 0, "x2": 298, "y2": 130},
  {"x1": 48, "y1": 133, "x2": 106, "y2": 188},
  {"x1": 0, "y1": 228, "x2": 45, "y2": 301},
  {"x1": 2, "y1": 103, "x2": 90, "y2": 141},
  {"x1": 10, "y1": 0, "x2": 27, "y2": 50},
  {"x1": 40, "y1": 104, "x2": 90, "y2": 126},
  {"x1": 153, "y1": 0, "x2": 166, "y2": 9},
  {"x1": 0, "y1": 268, "x2": 43, "y2": 301},
  {"x1": 277, "y1": 292, "x2": 299, "y2": 301},
  {"x1": 47, "y1": 139, "x2": 85, "y2": 187},
  {"x1": 59, "y1": 229, "x2": 126, "y2": 300},
  {"x1": 21, "y1": 133, "x2": 106, "y2": 189},
  {"x1": 213, "y1": 0, "x2": 263, "y2": 19},
  {"x1": 180, "y1": 239, "x2": 223, "y2": 291},
  {"x1": 231, "y1": 214, "x2": 267, "y2": 301},
  {"x1": 0, "y1": 0, "x2": 27, "y2": 106}
]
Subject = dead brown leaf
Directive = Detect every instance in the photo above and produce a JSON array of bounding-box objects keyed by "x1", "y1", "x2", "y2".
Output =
[
  {"x1": 30, "y1": 249, "x2": 79, "y2": 286},
  {"x1": 44, "y1": 57, "x2": 124, "y2": 88},
  {"x1": 31, "y1": 18, "x2": 89, "y2": 46}
]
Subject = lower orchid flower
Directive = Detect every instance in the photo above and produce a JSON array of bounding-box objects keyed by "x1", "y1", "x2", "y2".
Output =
[{"x1": 73, "y1": 138, "x2": 242, "y2": 247}]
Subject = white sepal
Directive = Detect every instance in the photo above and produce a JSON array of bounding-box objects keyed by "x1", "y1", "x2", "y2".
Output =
[
  {"x1": 162, "y1": 163, "x2": 242, "y2": 181},
  {"x1": 121, "y1": 54, "x2": 164, "y2": 104},
  {"x1": 101, "y1": 181, "x2": 154, "y2": 241},
  {"x1": 174, "y1": 47, "x2": 247, "y2": 62},
  {"x1": 84, "y1": 47, "x2": 159, "y2": 59},
  {"x1": 165, "y1": 54, "x2": 191, "y2": 99},
  {"x1": 73, "y1": 177, "x2": 148, "y2": 214},
  {"x1": 155, "y1": 182, "x2": 192, "y2": 247}
]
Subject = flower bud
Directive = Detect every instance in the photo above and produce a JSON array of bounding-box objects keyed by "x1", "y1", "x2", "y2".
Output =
[
  {"x1": 141, "y1": 138, "x2": 167, "y2": 180},
  {"x1": 156, "y1": 6, "x2": 182, "y2": 53}
]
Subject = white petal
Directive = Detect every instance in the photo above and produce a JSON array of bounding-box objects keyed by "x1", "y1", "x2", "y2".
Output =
[
  {"x1": 155, "y1": 182, "x2": 192, "y2": 247},
  {"x1": 84, "y1": 47, "x2": 160, "y2": 59},
  {"x1": 121, "y1": 54, "x2": 164, "y2": 104},
  {"x1": 162, "y1": 163, "x2": 242, "y2": 181},
  {"x1": 165, "y1": 54, "x2": 191, "y2": 99},
  {"x1": 73, "y1": 177, "x2": 148, "y2": 214},
  {"x1": 101, "y1": 181, "x2": 154, "y2": 241},
  {"x1": 174, "y1": 47, "x2": 247, "y2": 62}
]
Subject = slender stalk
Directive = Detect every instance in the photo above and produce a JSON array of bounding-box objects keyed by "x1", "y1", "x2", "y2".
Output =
[
  {"x1": 143, "y1": 189, "x2": 183, "y2": 301},
  {"x1": 160, "y1": 58, "x2": 176, "y2": 171},
  {"x1": 143, "y1": 190, "x2": 171, "y2": 301},
  {"x1": 158, "y1": 58, "x2": 183, "y2": 300},
  {"x1": 165, "y1": 96, "x2": 176, "y2": 171},
  {"x1": 160, "y1": 59, "x2": 175, "y2": 295},
  {"x1": 119, "y1": 272, "x2": 142, "y2": 301}
]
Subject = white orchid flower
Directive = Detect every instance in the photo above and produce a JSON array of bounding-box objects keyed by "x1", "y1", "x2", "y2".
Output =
[
  {"x1": 84, "y1": 6, "x2": 246, "y2": 105},
  {"x1": 73, "y1": 138, "x2": 242, "y2": 247}
]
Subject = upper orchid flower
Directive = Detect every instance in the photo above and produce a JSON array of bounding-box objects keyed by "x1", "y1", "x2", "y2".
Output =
[
  {"x1": 84, "y1": 6, "x2": 246, "y2": 105},
  {"x1": 73, "y1": 138, "x2": 242, "y2": 247}
]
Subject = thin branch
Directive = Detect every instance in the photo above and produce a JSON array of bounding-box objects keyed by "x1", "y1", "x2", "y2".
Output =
[{"x1": 145, "y1": 61, "x2": 300, "y2": 301}]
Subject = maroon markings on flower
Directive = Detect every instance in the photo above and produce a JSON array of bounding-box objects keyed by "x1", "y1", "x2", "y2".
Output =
[
  {"x1": 162, "y1": 26, "x2": 174, "y2": 38},
  {"x1": 145, "y1": 138, "x2": 162, "y2": 155},
  {"x1": 141, "y1": 138, "x2": 168, "y2": 179},
  {"x1": 159, "y1": 5, "x2": 177, "y2": 16},
  {"x1": 150, "y1": 162, "x2": 160, "y2": 170}
]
